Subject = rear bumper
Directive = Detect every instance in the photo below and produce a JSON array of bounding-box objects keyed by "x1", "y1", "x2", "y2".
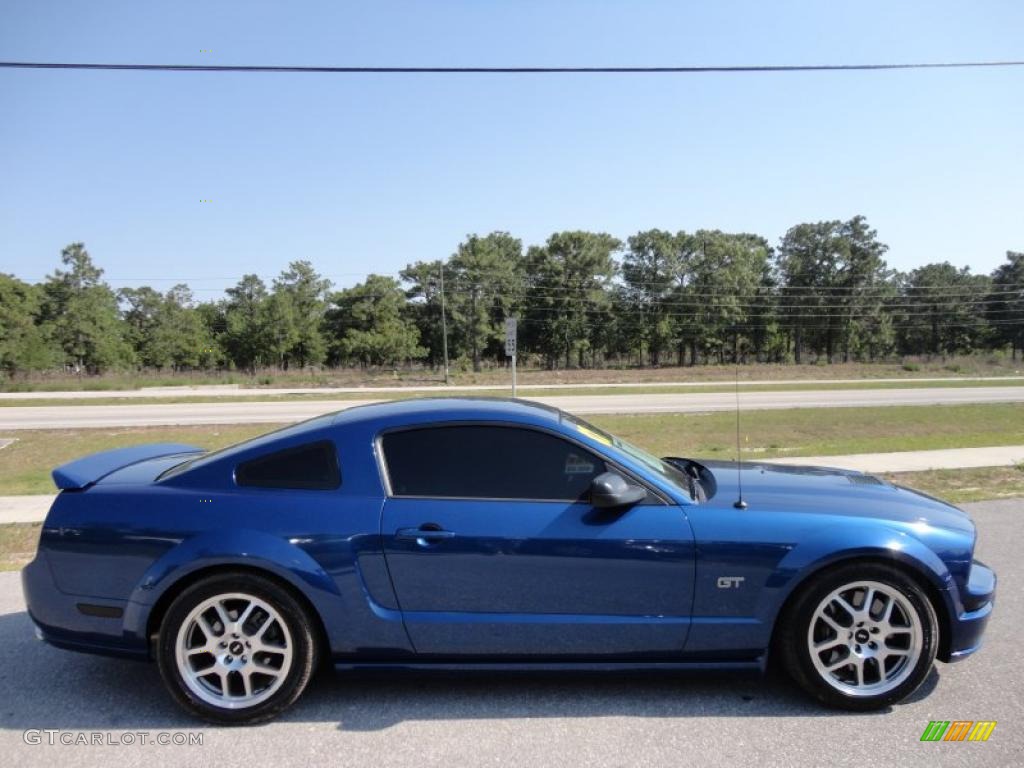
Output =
[
  {"x1": 21, "y1": 553, "x2": 147, "y2": 659},
  {"x1": 943, "y1": 560, "x2": 996, "y2": 663}
]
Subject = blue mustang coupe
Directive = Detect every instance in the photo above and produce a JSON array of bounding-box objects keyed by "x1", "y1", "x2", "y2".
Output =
[{"x1": 22, "y1": 398, "x2": 994, "y2": 723}]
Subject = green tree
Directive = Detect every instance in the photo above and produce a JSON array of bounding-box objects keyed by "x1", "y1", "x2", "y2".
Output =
[
  {"x1": 154, "y1": 285, "x2": 215, "y2": 370},
  {"x1": 777, "y1": 217, "x2": 891, "y2": 363},
  {"x1": 685, "y1": 231, "x2": 772, "y2": 364},
  {"x1": 987, "y1": 251, "x2": 1024, "y2": 359},
  {"x1": 0, "y1": 274, "x2": 61, "y2": 375},
  {"x1": 222, "y1": 274, "x2": 273, "y2": 373},
  {"x1": 622, "y1": 230, "x2": 690, "y2": 366},
  {"x1": 835, "y1": 216, "x2": 893, "y2": 362},
  {"x1": 260, "y1": 291, "x2": 299, "y2": 368},
  {"x1": 325, "y1": 275, "x2": 425, "y2": 366},
  {"x1": 897, "y1": 263, "x2": 992, "y2": 357},
  {"x1": 194, "y1": 301, "x2": 227, "y2": 367},
  {"x1": 400, "y1": 260, "x2": 447, "y2": 368},
  {"x1": 447, "y1": 232, "x2": 524, "y2": 371},
  {"x1": 120, "y1": 286, "x2": 166, "y2": 367},
  {"x1": 273, "y1": 261, "x2": 331, "y2": 368},
  {"x1": 40, "y1": 243, "x2": 132, "y2": 372},
  {"x1": 523, "y1": 231, "x2": 620, "y2": 369}
]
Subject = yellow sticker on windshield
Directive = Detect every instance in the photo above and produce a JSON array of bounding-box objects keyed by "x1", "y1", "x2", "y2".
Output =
[{"x1": 575, "y1": 424, "x2": 612, "y2": 446}]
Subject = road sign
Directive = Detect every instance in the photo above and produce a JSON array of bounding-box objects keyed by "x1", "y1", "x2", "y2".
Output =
[
  {"x1": 505, "y1": 317, "x2": 517, "y2": 357},
  {"x1": 505, "y1": 318, "x2": 518, "y2": 396}
]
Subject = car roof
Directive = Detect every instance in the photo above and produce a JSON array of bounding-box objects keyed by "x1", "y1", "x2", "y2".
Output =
[
  {"x1": 332, "y1": 396, "x2": 567, "y2": 429},
  {"x1": 160, "y1": 396, "x2": 693, "y2": 505},
  {"x1": 163, "y1": 398, "x2": 570, "y2": 484}
]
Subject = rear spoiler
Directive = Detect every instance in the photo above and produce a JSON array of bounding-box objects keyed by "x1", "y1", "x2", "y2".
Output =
[{"x1": 52, "y1": 443, "x2": 203, "y2": 490}]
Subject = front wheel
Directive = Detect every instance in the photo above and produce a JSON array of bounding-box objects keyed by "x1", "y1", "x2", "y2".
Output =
[
  {"x1": 780, "y1": 563, "x2": 938, "y2": 710},
  {"x1": 157, "y1": 573, "x2": 318, "y2": 724}
]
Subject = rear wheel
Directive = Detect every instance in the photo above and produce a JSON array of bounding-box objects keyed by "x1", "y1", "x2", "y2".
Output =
[
  {"x1": 780, "y1": 563, "x2": 938, "y2": 710},
  {"x1": 157, "y1": 573, "x2": 317, "y2": 724}
]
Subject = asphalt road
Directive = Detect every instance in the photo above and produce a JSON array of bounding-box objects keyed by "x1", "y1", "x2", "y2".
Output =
[
  {"x1": 0, "y1": 499, "x2": 1020, "y2": 768},
  {"x1": 2, "y1": 375, "x2": 1021, "y2": 400},
  {"x1": 3, "y1": 385, "x2": 1024, "y2": 429}
]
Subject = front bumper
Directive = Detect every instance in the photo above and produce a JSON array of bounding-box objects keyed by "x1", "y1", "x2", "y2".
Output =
[{"x1": 943, "y1": 560, "x2": 996, "y2": 662}]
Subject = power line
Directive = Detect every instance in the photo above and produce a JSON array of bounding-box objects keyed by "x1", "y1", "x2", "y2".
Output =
[
  {"x1": 65, "y1": 272, "x2": 1024, "y2": 294},
  {"x1": 91, "y1": 286, "x2": 1024, "y2": 303},
  {"x1": 511, "y1": 304, "x2": 1024, "y2": 321},
  {"x1": 499, "y1": 312, "x2": 1024, "y2": 330},
  {"x1": 112, "y1": 286, "x2": 1024, "y2": 312},
  {"x1": 3, "y1": 60, "x2": 1024, "y2": 75},
  {"x1": 46, "y1": 274, "x2": 1024, "y2": 296},
  {"x1": 337, "y1": 289, "x2": 1021, "y2": 306},
  {"x1": 452, "y1": 295, "x2": 1019, "y2": 312},
  {"x1": 199, "y1": 315, "x2": 1024, "y2": 332}
]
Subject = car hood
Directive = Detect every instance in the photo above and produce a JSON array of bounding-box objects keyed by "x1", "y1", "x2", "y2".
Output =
[{"x1": 698, "y1": 459, "x2": 975, "y2": 534}]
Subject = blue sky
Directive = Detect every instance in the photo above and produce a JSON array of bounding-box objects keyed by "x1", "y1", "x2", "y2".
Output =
[{"x1": 1, "y1": 1, "x2": 1021, "y2": 297}]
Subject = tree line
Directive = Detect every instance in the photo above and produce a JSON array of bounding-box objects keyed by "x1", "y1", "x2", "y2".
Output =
[{"x1": 2, "y1": 216, "x2": 1022, "y2": 377}]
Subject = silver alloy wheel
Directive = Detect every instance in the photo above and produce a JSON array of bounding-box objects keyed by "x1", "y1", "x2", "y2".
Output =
[
  {"x1": 806, "y1": 580, "x2": 923, "y2": 697},
  {"x1": 174, "y1": 592, "x2": 294, "y2": 710}
]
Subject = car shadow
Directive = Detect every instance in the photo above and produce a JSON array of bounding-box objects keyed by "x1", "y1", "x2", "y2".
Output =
[{"x1": 0, "y1": 610, "x2": 939, "y2": 732}]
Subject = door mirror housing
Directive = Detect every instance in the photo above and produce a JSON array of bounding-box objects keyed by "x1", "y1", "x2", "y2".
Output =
[{"x1": 590, "y1": 471, "x2": 647, "y2": 509}]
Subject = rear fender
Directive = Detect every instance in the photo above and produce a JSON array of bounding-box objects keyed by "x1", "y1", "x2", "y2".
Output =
[{"x1": 121, "y1": 528, "x2": 342, "y2": 647}]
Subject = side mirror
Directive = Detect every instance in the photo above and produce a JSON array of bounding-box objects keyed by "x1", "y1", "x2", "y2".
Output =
[{"x1": 590, "y1": 471, "x2": 647, "y2": 509}]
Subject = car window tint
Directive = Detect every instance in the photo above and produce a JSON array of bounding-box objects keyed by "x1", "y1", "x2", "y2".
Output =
[
  {"x1": 235, "y1": 440, "x2": 341, "y2": 490},
  {"x1": 382, "y1": 425, "x2": 606, "y2": 500}
]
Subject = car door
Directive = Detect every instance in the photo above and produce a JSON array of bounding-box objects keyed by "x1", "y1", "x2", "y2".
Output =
[{"x1": 379, "y1": 423, "x2": 696, "y2": 657}]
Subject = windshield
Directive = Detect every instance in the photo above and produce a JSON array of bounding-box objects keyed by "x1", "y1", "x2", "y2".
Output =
[{"x1": 560, "y1": 413, "x2": 694, "y2": 499}]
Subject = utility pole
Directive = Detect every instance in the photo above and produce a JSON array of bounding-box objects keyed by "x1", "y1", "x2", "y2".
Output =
[{"x1": 439, "y1": 261, "x2": 451, "y2": 385}]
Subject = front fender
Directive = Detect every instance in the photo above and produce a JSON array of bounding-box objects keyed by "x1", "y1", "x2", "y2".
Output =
[{"x1": 759, "y1": 523, "x2": 957, "y2": 635}]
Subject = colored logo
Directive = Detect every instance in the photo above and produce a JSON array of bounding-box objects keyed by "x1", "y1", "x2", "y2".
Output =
[{"x1": 920, "y1": 721, "x2": 996, "y2": 742}]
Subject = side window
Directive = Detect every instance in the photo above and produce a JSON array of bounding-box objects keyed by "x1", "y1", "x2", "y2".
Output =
[
  {"x1": 382, "y1": 425, "x2": 606, "y2": 500},
  {"x1": 235, "y1": 440, "x2": 341, "y2": 490}
]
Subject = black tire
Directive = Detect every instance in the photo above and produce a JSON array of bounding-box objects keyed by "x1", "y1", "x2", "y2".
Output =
[
  {"x1": 778, "y1": 562, "x2": 938, "y2": 711},
  {"x1": 156, "y1": 572, "x2": 319, "y2": 725}
]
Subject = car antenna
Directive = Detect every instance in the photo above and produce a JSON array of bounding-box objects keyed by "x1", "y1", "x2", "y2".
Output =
[{"x1": 733, "y1": 363, "x2": 748, "y2": 509}]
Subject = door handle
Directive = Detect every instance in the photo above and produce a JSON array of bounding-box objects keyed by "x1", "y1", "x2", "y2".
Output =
[{"x1": 395, "y1": 525, "x2": 456, "y2": 544}]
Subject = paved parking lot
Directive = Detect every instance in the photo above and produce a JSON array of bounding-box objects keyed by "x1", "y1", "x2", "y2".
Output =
[{"x1": 1, "y1": 499, "x2": 1020, "y2": 768}]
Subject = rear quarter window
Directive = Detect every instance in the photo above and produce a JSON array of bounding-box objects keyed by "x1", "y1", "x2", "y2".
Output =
[{"x1": 235, "y1": 440, "x2": 341, "y2": 490}]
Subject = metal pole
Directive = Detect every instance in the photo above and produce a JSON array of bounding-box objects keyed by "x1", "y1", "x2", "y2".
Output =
[
  {"x1": 512, "y1": 352, "x2": 517, "y2": 397},
  {"x1": 438, "y1": 261, "x2": 450, "y2": 386}
]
